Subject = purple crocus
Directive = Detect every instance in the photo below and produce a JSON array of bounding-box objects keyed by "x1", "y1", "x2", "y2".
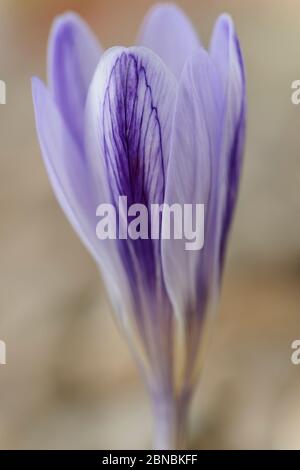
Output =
[{"x1": 32, "y1": 4, "x2": 245, "y2": 449}]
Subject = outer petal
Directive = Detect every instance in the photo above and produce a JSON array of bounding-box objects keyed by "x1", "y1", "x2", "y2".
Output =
[
  {"x1": 162, "y1": 48, "x2": 223, "y2": 379},
  {"x1": 209, "y1": 14, "x2": 246, "y2": 276},
  {"x1": 32, "y1": 77, "x2": 133, "y2": 331},
  {"x1": 137, "y1": 4, "x2": 201, "y2": 79},
  {"x1": 162, "y1": 48, "x2": 220, "y2": 322},
  {"x1": 162, "y1": 15, "x2": 246, "y2": 390},
  {"x1": 161, "y1": 49, "x2": 222, "y2": 393},
  {"x1": 48, "y1": 12, "x2": 102, "y2": 150},
  {"x1": 32, "y1": 77, "x2": 100, "y2": 265},
  {"x1": 85, "y1": 46, "x2": 177, "y2": 393}
]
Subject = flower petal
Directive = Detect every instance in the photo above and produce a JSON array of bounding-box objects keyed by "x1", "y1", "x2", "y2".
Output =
[
  {"x1": 85, "y1": 46, "x2": 177, "y2": 249},
  {"x1": 162, "y1": 48, "x2": 220, "y2": 321},
  {"x1": 210, "y1": 14, "x2": 246, "y2": 275},
  {"x1": 48, "y1": 12, "x2": 102, "y2": 150},
  {"x1": 85, "y1": 46, "x2": 177, "y2": 393},
  {"x1": 85, "y1": 45, "x2": 177, "y2": 290},
  {"x1": 137, "y1": 4, "x2": 201, "y2": 79},
  {"x1": 32, "y1": 76, "x2": 133, "y2": 361},
  {"x1": 32, "y1": 77, "x2": 100, "y2": 264},
  {"x1": 163, "y1": 16, "x2": 246, "y2": 333},
  {"x1": 162, "y1": 48, "x2": 222, "y2": 391}
]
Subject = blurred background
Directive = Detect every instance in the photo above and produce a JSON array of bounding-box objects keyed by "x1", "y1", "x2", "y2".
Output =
[{"x1": 0, "y1": 0, "x2": 300, "y2": 450}]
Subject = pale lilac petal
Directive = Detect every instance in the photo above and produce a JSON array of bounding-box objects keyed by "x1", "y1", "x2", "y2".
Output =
[
  {"x1": 32, "y1": 77, "x2": 100, "y2": 265},
  {"x1": 162, "y1": 48, "x2": 220, "y2": 324},
  {"x1": 32, "y1": 77, "x2": 132, "y2": 348},
  {"x1": 210, "y1": 14, "x2": 246, "y2": 274},
  {"x1": 48, "y1": 12, "x2": 102, "y2": 150},
  {"x1": 85, "y1": 46, "x2": 177, "y2": 392},
  {"x1": 162, "y1": 49, "x2": 220, "y2": 391},
  {"x1": 137, "y1": 4, "x2": 201, "y2": 78},
  {"x1": 162, "y1": 20, "x2": 245, "y2": 388}
]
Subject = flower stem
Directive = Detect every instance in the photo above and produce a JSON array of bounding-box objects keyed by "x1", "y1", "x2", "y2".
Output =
[{"x1": 152, "y1": 395, "x2": 190, "y2": 450}]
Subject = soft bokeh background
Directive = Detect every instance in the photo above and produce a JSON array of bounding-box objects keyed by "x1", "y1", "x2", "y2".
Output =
[{"x1": 0, "y1": 0, "x2": 300, "y2": 449}]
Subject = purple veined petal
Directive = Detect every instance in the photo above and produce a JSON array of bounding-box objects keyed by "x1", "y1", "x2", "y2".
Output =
[
  {"x1": 85, "y1": 46, "x2": 177, "y2": 394},
  {"x1": 48, "y1": 12, "x2": 102, "y2": 150},
  {"x1": 209, "y1": 14, "x2": 246, "y2": 277},
  {"x1": 162, "y1": 50, "x2": 221, "y2": 388},
  {"x1": 137, "y1": 3, "x2": 201, "y2": 79}
]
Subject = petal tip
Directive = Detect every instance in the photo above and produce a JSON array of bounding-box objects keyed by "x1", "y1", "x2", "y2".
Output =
[
  {"x1": 48, "y1": 11, "x2": 92, "y2": 56},
  {"x1": 50, "y1": 11, "x2": 82, "y2": 33},
  {"x1": 138, "y1": 3, "x2": 200, "y2": 78},
  {"x1": 213, "y1": 13, "x2": 235, "y2": 37},
  {"x1": 144, "y1": 2, "x2": 188, "y2": 19},
  {"x1": 140, "y1": 2, "x2": 196, "y2": 37}
]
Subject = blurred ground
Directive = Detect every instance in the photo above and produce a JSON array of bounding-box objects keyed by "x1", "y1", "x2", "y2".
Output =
[{"x1": 0, "y1": 0, "x2": 300, "y2": 449}]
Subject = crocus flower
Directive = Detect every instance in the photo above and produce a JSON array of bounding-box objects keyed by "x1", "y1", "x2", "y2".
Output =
[{"x1": 32, "y1": 4, "x2": 246, "y2": 449}]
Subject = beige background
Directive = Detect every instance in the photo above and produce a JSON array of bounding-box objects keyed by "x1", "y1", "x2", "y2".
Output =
[{"x1": 0, "y1": 0, "x2": 300, "y2": 449}]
